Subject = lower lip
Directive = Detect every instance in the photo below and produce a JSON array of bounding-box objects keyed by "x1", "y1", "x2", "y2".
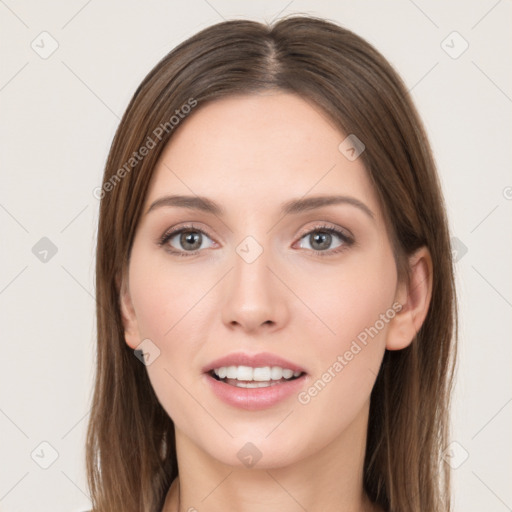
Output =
[{"x1": 204, "y1": 372, "x2": 307, "y2": 411}]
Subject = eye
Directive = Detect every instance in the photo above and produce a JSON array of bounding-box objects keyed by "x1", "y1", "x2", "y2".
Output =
[
  {"x1": 296, "y1": 224, "x2": 354, "y2": 257},
  {"x1": 158, "y1": 223, "x2": 354, "y2": 258},
  {"x1": 158, "y1": 224, "x2": 216, "y2": 256}
]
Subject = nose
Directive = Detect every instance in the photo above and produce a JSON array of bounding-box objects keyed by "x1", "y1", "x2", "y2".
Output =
[{"x1": 220, "y1": 241, "x2": 290, "y2": 334}]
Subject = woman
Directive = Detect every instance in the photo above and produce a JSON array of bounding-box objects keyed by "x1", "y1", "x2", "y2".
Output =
[{"x1": 86, "y1": 15, "x2": 458, "y2": 512}]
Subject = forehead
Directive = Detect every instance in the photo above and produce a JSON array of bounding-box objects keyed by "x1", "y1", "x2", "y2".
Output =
[{"x1": 145, "y1": 92, "x2": 381, "y2": 220}]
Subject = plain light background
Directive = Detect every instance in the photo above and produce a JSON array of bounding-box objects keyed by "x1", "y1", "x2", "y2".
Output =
[{"x1": 0, "y1": 1, "x2": 511, "y2": 511}]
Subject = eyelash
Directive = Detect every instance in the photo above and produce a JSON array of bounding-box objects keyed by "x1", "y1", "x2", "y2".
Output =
[{"x1": 157, "y1": 223, "x2": 355, "y2": 258}]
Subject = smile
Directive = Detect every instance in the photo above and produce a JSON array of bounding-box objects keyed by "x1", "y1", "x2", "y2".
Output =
[{"x1": 210, "y1": 365, "x2": 304, "y2": 388}]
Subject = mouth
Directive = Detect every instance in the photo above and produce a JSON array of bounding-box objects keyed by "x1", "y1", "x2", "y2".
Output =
[
  {"x1": 202, "y1": 352, "x2": 308, "y2": 410},
  {"x1": 208, "y1": 365, "x2": 305, "y2": 388},
  {"x1": 202, "y1": 352, "x2": 309, "y2": 411}
]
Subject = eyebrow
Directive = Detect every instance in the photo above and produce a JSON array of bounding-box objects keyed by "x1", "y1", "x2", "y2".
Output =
[{"x1": 146, "y1": 194, "x2": 375, "y2": 220}]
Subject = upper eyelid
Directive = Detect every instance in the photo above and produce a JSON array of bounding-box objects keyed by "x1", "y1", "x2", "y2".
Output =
[
  {"x1": 160, "y1": 223, "x2": 216, "y2": 242},
  {"x1": 297, "y1": 223, "x2": 353, "y2": 240}
]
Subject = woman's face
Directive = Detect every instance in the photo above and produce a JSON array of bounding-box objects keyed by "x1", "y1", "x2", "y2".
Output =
[{"x1": 121, "y1": 92, "x2": 403, "y2": 468}]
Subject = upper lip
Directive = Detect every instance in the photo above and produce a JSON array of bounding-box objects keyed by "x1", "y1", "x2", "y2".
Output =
[{"x1": 203, "y1": 352, "x2": 306, "y2": 374}]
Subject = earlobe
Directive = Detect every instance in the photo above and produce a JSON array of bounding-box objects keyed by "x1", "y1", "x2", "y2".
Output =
[
  {"x1": 119, "y1": 275, "x2": 141, "y2": 350},
  {"x1": 386, "y1": 246, "x2": 433, "y2": 351}
]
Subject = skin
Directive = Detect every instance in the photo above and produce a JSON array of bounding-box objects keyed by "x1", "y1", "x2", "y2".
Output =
[{"x1": 120, "y1": 92, "x2": 433, "y2": 512}]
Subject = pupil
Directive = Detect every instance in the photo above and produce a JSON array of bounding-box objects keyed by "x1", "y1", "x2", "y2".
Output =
[
  {"x1": 311, "y1": 232, "x2": 330, "y2": 250},
  {"x1": 181, "y1": 231, "x2": 201, "y2": 250}
]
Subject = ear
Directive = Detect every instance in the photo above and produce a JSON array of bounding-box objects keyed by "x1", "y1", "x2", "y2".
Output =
[
  {"x1": 119, "y1": 273, "x2": 141, "y2": 350},
  {"x1": 386, "y1": 246, "x2": 433, "y2": 350}
]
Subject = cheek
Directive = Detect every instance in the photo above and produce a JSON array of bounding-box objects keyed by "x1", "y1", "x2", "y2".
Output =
[
  {"x1": 292, "y1": 247, "x2": 397, "y2": 434},
  {"x1": 128, "y1": 252, "x2": 218, "y2": 426},
  {"x1": 129, "y1": 252, "x2": 209, "y2": 340},
  {"x1": 300, "y1": 241, "x2": 397, "y2": 353}
]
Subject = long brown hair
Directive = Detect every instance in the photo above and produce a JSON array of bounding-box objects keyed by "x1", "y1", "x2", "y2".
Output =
[{"x1": 87, "y1": 15, "x2": 458, "y2": 511}]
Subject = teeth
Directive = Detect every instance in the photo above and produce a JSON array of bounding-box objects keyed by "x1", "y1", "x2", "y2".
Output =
[
  {"x1": 233, "y1": 381, "x2": 278, "y2": 388},
  {"x1": 282, "y1": 369, "x2": 294, "y2": 379},
  {"x1": 226, "y1": 366, "x2": 238, "y2": 379},
  {"x1": 253, "y1": 367, "x2": 271, "y2": 381},
  {"x1": 213, "y1": 365, "x2": 302, "y2": 381},
  {"x1": 270, "y1": 366, "x2": 283, "y2": 380}
]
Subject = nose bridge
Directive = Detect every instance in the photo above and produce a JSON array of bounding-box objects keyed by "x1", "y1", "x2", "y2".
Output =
[
  {"x1": 232, "y1": 233, "x2": 274, "y2": 303},
  {"x1": 221, "y1": 232, "x2": 288, "y2": 332},
  {"x1": 236, "y1": 237, "x2": 270, "y2": 288}
]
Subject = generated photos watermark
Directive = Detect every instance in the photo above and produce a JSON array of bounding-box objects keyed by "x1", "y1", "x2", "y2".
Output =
[
  {"x1": 93, "y1": 97, "x2": 198, "y2": 199},
  {"x1": 297, "y1": 301, "x2": 402, "y2": 405}
]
